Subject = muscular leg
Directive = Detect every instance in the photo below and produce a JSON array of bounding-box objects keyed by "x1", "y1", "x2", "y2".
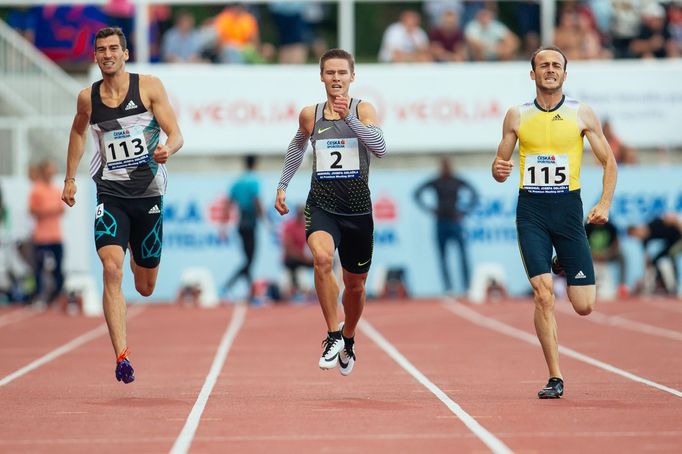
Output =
[
  {"x1": 530, "y1": 273, "x2": 562, "y2": 379},
  {"x1": 98, "y1": 245, "x2": 127, "y2": 358},
  {"x1": 308, "y1": 231, "x2": 339, "y2": 332},
  {"x1": 566, "y1": 284, "x2": 595, "y2": 316},
  {"x1": 340, "y1": 269, "x2": 368, "y2": 338}
]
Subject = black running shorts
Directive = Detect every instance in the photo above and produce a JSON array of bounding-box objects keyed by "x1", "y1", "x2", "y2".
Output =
[
  {"x1": 305, "y1": 204, "x2": 374, "y2": 274},
  {"x1": 94, "y1": 194, "x2": 163, "y2": 269},
  {"x1": 516, "y1": 189, "x2": 595, "y2": 286}
]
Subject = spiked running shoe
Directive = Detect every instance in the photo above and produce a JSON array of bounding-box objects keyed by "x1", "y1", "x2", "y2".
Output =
[
  {"x1": 319, "y1": 333, "x2": 344, "y2": 369},
  {"x1": 338, "y1": 322, "x2": 356, "y2": 376},
  {"x1": 115, "y1": 348, "x2": 135, "y2": 384},
  {"x1": 538, "y1": 377, "x2": 564, "y2": 399},
  {"x1": 551, "y1": 256, "x2": 566, "y2": 277}
]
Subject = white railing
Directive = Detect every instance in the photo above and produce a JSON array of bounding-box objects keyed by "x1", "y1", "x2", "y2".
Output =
[{"x1": 0, "y1": 19, "x2": 80, "y2": 176}]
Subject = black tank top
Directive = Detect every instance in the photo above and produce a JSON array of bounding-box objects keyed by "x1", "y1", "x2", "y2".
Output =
[{"x1": 307, "y1": 98, "x2": 372, "y2": 215}]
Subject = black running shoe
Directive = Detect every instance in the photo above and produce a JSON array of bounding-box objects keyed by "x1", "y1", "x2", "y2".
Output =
[
  {"x1": 551, "y1": 256, "x2": 566, "y2": 277},
  {"x1": 115, "y1": 358, "x2": 135, "y2": 384},
  {"x1": 538, "y1": 377, "x2": 564, "y2": 399}
]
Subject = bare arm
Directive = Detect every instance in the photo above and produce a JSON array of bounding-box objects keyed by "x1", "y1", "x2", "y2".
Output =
[
  {"x1": 274, "y1": 106, "x2": 314, "y2": 216},
  {"x1": 61, "y1": 88, "x2": 92, "y2": 207},
  {"x1": 142, "y1": 75, "x2": 183, "y2": 164},
  {"x1": 492, "y1": 107, "x2": 519, "y2": 183},
  {"x1": 580, "y1": 104, "x2": 617, "y2": 224}
]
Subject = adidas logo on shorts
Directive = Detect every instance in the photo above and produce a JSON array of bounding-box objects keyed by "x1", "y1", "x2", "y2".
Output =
[
  {"x1": 575, "y1": 270, "x2": 586, "y2": 279},
  {"x1": 148, "y1": 204, "x2": 161, "y2": 214},
  {"x1": 124, "y1": 100, "x2": 138, "y2": 111}
]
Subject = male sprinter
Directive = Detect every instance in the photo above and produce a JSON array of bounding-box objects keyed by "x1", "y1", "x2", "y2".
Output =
[
  {"x1": 492, "y1": 46, "x2": 617, "y2": 398},
  {"x1": 62, "y1": 27, "x2": 183, "y2": 383},
  {"x1": 274, "y1": 49, "x2": 386, "y2": 375}
]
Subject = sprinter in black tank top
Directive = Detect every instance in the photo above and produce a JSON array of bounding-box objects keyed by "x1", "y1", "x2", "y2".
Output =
[
  {"x1": 61, "y1": 27, "x2": 183, "y2": 384},
  {"x1": 275, "y1": 49, "x2": 387, "y2": 375}
]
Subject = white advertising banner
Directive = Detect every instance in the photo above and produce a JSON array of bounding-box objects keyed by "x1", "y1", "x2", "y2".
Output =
[{"x1": 109, "y1": 61, "x2": 682, "y2": 153}]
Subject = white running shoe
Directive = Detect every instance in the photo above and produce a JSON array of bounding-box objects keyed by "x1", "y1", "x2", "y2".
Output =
[
  {"x1": 319, "y1": 333, "x2": 344, "y2": 369},
  {"x1": 338, "y1": 322, "x2": 355, "y2": 376}
]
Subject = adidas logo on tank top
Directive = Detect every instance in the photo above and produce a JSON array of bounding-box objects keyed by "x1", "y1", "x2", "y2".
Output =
[{"x1": 124, "y1": 100, "x2": 138, "y2": 111}]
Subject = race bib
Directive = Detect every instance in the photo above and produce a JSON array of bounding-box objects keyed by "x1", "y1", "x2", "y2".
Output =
[
  {"x1": 315, "y1": 138, "x2": 360, "y2": 180},
  {"x1": 103, "y1": 126, "x2": 150, "y2": 170},
  {"x1": 522, "y1": 154, "x2": 569, "y2": 194}
]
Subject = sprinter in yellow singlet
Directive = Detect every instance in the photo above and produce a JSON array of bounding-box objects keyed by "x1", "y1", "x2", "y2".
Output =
[{"x1": 492, "y1": 46, "x2": 617, "y2": 399}]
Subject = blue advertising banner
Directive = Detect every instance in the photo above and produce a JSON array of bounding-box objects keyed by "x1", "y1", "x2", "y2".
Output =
[{"x1": 105, "y1": 164, "x2": 681, "y2": 301}]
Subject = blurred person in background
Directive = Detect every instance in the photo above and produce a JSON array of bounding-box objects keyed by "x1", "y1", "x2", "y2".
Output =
[
  {"x1": 221, "y1": 155, "x2": 262, "y2": 303},
  {"x1": 602, "y1": 119, "x2": 638, "y2": 164},
  {"x1": 274, "y1": 49, "x2": 387, "y2": 375},
  {"x1": 492, "y1": 46, "x2": 617, "y2": 399},
  {"x1": 213, "y1": 3, "x2": 273, "y2": 64},
  {"x1": 627, "y1": 214, "x2": 682, "y2": 296},
  {"x1": 428, "y1": 9, "x2": 468, "y2": 62},
  {"x1": 281, "y1": 205, "x2": 314, "y2": 300},
  {"x1": 29, "y1": 159, "x2": 65, "y2": 309},
  {"x1": 464, "y1": 3, "x2": 519, "y2": 61},
  {"x1": 269, "y1": 2, "x2": 309, "y2": 63},
  {"x1": 610, "y1": 0, "x2": 642, "y2": 58},
  {"x1": 630, "y1": 2, "x2": 675, "y2": 59},
  {"x1": 161, "y1": 9, "x2": 208, "y2": 63},
  {"x1": 378, "y1": 10, "x2": 433, "y2": 62},
  {"x1": 585, "y1": 218, "x2": 628, "y2": 298},
  {"x1": 62, "y1": 27, "x2": 183, "y2": 384},
  {"x1": 668, "y1": 2, "x2": 682, "y2": 57},
  {"x1": 414, "y1": 157, "x2": 478, "y2": 295}
]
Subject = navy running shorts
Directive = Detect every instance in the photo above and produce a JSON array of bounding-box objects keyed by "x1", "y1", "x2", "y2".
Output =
[
  {"x1": 94, "y1": 194, "x2": 163, "y2": 269},
  {"x1": 305, "y1": 204, "x2": 374, "y2": 275},
  {"x1": 516, "y1": 189, "x2": 595, "y2": 286}
]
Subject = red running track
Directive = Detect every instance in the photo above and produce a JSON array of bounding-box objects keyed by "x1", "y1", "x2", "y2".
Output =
[{"x1": 0, "y1": 297, "x2": 681, "y2": 453}]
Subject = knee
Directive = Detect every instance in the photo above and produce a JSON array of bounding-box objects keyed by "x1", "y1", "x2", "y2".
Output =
[
  {"x1": 101, "y1": 259, "x2": 123, "y2": 284},
  {"x1": 313, "y1": 252, "x2": 334, "y2": 275},
  {"x1": 533, "y1": 285, "x2": 554, "y2": 312},
  {"x1": 344, "y1": 278, "x2": 366, "y2": 296},
  {"x1": 574, "y1": 297, "x2": 594, "y2": 316},
  {"x1": 135, "y1": 283, "x2": 154, "y2": 297}
]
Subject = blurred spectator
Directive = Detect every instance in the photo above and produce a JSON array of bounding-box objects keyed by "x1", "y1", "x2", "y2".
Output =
[
  {"x1": 555, "y1": 5, "x2": 612, "y2": 60},
  {"x1": 269, "y1": 2, "x2": 309, "y2": 63},
  {"x1": 423, "y1": 0, "x2": 462, "y2": 27},
  {"x1": 221, "y1": 155, "x2": 262, "y2": 302},
  {"x1": 461, "y1": 0, "x2": 487, "y2": 27},
  {"x1": 516, "y1": 1, "x2": 541, "y2": 58},
  {"x1": 610, "y1": 0, "x2": 642, "y2": 58},
  {"x1": 627, "y1": 214, "x2": 682, "y2": 295},
  {"x1": 429, "y1": 9, "x2": 468, "y2": 61},
  {"x1": 585, "y1": 219, "x2": 628, "y2": 298},
  {"x1": 602, "y1": 119, "x2": 638, "y2": 164},
  {"x1": 161, "y1": 10, "x2": 208, "y2": 63},
  {"x1": 28, "y1": 159, "x2": 65, "y2": 307},
  {"x1": 214, "y1": 4, "x2": 271, "y2": 64},
  {"x1": 630, "y1": 2, "x2": 675, "y2": 59},
  {"x1": 301, "y1": 2, "x2": 329, "y2": 60},
  {"x1": 414, "y1": 158, "x2": 479, "y2": 295},
  {"x1": 587, "y1": 0, "x2": 614, "y2": 38},
  {"x1": 378, "y1": 10, "x2": 433, "y2": 63},
  {"x1": 280, "y1": 205, "x2": 313, "y2": 299},
  {"x1": 669, "y1": 2, "x2": 682, "y2": 57},
  {"x1": 464, "y1": 4, "x2": 519, "y2": 61}
]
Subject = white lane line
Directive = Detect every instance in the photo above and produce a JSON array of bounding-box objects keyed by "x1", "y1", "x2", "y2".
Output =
[
  {"x1": 555, "y1": 304, "x2": 682, "y2": 341},
  {"x1": 443, "y1": 300, "x2": 682, "y2": 398},
  {"x1": 360, "y1": 319, "x2": 514, "y2": 454},
  {"x1": 170, "y1": 303, "x2": 247, "y2": 454},
  {"x1": 0, "y1": 308, "x2": 39, "y2": 328},
  {"x1": 0, "y1": 306, "x2": 145, "y2": 387}
]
